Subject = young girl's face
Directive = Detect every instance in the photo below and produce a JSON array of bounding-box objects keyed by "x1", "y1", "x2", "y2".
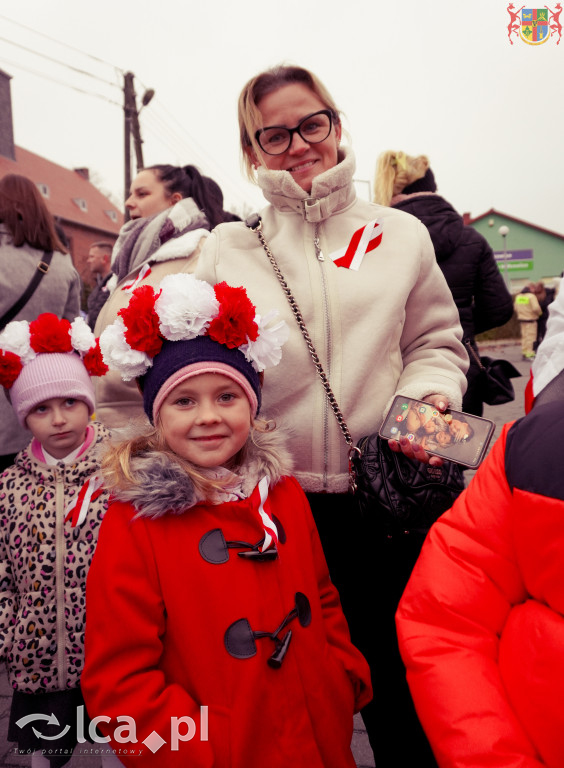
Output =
[
  {"x1": 158, "y1": 373, "x2": 252, "y2": 468},
  {"x1": 25, "y1": 397, "x2": 90, "y2": 459}
]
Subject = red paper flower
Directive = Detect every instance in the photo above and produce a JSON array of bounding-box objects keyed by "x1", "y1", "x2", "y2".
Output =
[
  {"x1": 118, "y1": 285, "x2": 163, "y2": 357},
  {"x1": 83, "y1": 340, "x2": 109, "y2": 377},
  {"x1": 208, "y1": 283, "x2": 258, "y2": 349},
  {"x1": 29, "y1": 313, "x2": 72, "y2": 353},
  {"x1": 0, "y1": 350, "x2": 23, "y2": 389}
]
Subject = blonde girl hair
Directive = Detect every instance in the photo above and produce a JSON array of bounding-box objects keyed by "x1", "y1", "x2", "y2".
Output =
[
  {"x1": 101, "y1": 417, "x2": 275, "y2": 501},
  {"x1": 238, "y1": 64, "x2": 341, "y2": 183},
  {"x1": 373, "y1": 151, "x2": 430, "y2": 207}
]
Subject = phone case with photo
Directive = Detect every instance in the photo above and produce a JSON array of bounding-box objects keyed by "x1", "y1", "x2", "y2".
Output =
[{"x1": 379, "y1": 396, "x2": 496, "y2": 469}]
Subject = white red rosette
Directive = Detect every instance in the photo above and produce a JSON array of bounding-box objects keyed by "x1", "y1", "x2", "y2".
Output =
[
  {"x1": 99, "y1": 273, "x2": 288, "y2": 380},
  {"x1": 0, "y1": 313, "x2": 108, "y2": 389}
]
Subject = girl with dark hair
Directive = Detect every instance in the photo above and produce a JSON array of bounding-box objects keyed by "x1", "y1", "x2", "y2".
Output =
[
  {"x1": 0, "y1": 173, "x2": 80, "y2": 470},
  {"x1": 94, "y1": 164, "x2": 239, "y2": 428},
  {"x1": 128, "y1": 164, "x2": 236, "y2": 229}
]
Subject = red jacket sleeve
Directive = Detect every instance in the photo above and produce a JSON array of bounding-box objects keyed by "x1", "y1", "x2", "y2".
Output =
[
  {"x1": 82, "y1": 502, "x2": 214, "y2": 768},
  {"x1": 396, "y1": 425, "x2": 544, "y2": 768},
  {"x1": 291, "y1": 478, "x2": 372, "y2": 712}
]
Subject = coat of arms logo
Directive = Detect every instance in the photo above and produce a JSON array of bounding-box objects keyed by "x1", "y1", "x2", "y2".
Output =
[{"x1": 506, "y1": 3, "x2": 562, "y2": 44}]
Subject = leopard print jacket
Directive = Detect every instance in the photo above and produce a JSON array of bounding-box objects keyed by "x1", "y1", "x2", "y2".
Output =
[{"x1": 0, "y1": 421, "x2": 110, "y2": 694}]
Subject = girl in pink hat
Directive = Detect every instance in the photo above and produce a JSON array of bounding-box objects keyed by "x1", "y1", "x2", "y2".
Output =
[{"x1": 0, "y1": 313, "x2": 118, "y2": 768}]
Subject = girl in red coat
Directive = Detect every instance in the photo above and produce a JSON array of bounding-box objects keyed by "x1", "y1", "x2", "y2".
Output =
[{"x1": 81, "y1": 274, "x2": 371, "y2": 768}]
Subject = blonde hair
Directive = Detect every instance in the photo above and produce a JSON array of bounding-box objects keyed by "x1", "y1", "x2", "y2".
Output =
[
  {"x1": 238, "y1": 64, "x2": 341, "y2": 183},
  {"x1": 101, "y1": 417, "x2": 275, "y2": 501},
  {"x1": 373, "y1": 151, "x2": 430, "y2": 206}
]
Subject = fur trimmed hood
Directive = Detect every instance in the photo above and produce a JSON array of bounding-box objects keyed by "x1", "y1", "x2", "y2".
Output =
[{"x1": 106, "y1": 425, "x2": 294, "y2": 519}]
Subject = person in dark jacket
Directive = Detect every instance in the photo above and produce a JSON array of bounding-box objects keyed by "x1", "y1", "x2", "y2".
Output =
[{"x1": 374, "y1": 151, "x2": 514, "y2": 415}]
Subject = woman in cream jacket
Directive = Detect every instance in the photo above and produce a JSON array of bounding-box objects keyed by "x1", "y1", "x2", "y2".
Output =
[{"x1": 195, "y1": 64, "x2": 468, "y2": 768}]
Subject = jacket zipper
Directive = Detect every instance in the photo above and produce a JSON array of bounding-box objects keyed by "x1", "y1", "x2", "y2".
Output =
[
  {"x1": 313, "y1": 223, "x2": 331, "y2": 488},
  {"x1": 55, "y1": 468, "x2": 67, "y2": 690}
]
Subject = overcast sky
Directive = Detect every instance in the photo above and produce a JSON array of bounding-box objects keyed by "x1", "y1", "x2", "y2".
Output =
[{"x1": 1, "y1": 0, "x2": 563, "y2": 241}]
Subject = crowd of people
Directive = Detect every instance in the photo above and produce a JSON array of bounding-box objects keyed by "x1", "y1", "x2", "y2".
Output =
[{"x1": 0, "y1": 63, "x2": 561, "y2": 768}]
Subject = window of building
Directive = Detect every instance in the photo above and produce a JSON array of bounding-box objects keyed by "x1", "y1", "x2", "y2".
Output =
[
  {"x1": 72, "y1": 198, "x2": 88, "y2": 212},
  {"x1": 37, "y1": 183, "x2": 50, "y2": 198},
  {"x1": 104, "y1": 209, "x2": 118, "y2": 222}
]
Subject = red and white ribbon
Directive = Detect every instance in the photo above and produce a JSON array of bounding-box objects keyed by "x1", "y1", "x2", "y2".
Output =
[
  {"x1": 330, "y1": 219, "x2": 383, "y2": 271},
  {"x1": 249, "y1": 476, "x2": 279, "y2": 553},
  {"x1": 65, "y1": 475, "x2": 104, "y2": 528},
  {"x1": 121, "y1": 263, "x2": 152, "y2": 293}
]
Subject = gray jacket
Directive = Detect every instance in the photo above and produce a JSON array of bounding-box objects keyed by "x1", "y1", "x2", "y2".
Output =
[{"x1": 0, "y1": 224, "x2": 81, "y2": 455}]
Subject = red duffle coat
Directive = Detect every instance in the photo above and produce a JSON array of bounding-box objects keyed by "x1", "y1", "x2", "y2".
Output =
[{"x1": 82, "y1": 431, "x2": 371, "y2": 768}]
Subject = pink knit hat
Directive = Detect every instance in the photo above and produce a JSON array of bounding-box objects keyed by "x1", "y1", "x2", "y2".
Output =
[
  {"x1": 10, "y1": 352, "x2": 96, "y2": 427},
  {"x1": 0, "y1": 313, "x2": 107, "y2": 426}
]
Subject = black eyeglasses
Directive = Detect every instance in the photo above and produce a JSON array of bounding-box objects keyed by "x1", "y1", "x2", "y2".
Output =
[{"x1": 254, "y1": 109, "x2": 334, "y2": 156}]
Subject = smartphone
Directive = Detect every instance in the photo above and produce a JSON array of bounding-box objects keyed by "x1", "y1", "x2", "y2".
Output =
[{"x1": 379, "y1": 396, "x2": 496, "y2": 469}]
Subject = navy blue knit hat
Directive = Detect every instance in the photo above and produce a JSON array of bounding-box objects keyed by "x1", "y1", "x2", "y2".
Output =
[{"x1": 139, "y1": 335, "x2": 261, "y2": 424}]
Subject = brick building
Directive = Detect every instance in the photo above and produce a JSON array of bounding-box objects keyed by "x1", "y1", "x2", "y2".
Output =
[{"x1": 0, "y1": 68, "x2": 123, "y2": 293}]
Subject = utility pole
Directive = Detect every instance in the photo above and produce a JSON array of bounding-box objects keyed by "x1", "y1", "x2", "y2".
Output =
[
  {"x1": 123, "y1": 72, "x2": 155, "y2": 219},
  {"x1": 123, "y1": 72, "x2": 135, "y2": 219}
]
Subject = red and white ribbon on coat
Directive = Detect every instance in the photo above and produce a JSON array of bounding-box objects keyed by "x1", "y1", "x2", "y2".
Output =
[
  {"x1": 65, "y1": 475, "x2": 104, "y2": 528},
  {"x1": 249, "y1": 476, "x2": 279, "y2": 553},
  {"x1": 330, "y1": 219, "x2": 383, "y2": 271},
  {"x1": 121, "y1": 263, "x2": 152, "y2": 293}
]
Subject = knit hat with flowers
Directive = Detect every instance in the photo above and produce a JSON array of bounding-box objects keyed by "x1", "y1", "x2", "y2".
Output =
[
  {"x1": 98, "y1": 273, "x2": 289, "y2": 424},
  {"x1": 0, "y1": 313, "x2": 108, "y2": 426}
]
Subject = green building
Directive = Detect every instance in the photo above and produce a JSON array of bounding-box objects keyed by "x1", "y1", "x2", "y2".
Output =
[{"x1": 467, "y1": 208, "x2": 564, "y2": 290}]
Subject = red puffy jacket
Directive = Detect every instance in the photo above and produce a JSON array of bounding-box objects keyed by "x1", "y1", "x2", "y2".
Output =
[{"x1": 397, "y1": 402, "x2": 564, "y2": 767}]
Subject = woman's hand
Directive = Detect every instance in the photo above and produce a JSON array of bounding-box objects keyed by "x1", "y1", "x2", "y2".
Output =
[{"x1": 388, "y1": 394, "x2": 448, "y2": 466}]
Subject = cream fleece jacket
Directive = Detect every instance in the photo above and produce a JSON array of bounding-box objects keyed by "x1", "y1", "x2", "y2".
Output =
[{"x1": 196, "y1": 149, "x2": 468, "y2": 493}]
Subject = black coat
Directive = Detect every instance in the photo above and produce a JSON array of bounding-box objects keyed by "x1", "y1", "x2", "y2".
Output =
[{"x1": 392, "y1": 193, "x2": 514, "y2": 414}]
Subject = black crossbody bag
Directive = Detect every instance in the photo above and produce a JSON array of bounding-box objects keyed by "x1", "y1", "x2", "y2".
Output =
[{"x1": 0, "y1": 250, "x2": 54, "y2": 331}]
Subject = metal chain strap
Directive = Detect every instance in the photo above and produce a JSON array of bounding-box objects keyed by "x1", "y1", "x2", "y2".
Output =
[
  {"x1": 464, "y1": 339, "x2": 485, "y2": 370},
  {"x1": 246, "y1": 214, "x2": 360, "y2": 491}
]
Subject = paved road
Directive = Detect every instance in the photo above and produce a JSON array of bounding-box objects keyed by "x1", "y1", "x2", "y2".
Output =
[{"x1": 0, "y1": 341, "x2": 531, "y2": 768}]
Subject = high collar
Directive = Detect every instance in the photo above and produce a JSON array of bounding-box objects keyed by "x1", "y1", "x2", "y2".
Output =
[
  {"x1": 256, "y1": 147, "x2": 357, "y2": 223},
  {"x1": 13, "y1": 422, "x2": 110, "y2": 483}
]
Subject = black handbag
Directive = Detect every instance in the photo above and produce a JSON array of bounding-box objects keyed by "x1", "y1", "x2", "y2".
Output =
[
  {"x1": 465, "y1": 341, "x2": 521, "y2": 406},
  {"x1": 354, "y1": 433, "x2": 465, "y2": 535},
  {"x1": 246, "y1": 213, "x2": 465, "y2": 533}
]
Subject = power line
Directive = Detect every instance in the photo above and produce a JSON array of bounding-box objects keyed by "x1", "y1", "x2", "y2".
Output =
[
  {"x1": 141, "y1": 104, "x2": 254, "y2": 206},
  {"x1": 0, "y1": 55, "x2": 122, "y2": 107},
  {"x1": 0, "y1": 35, "x2": 120, "y2": 89},
  {"x1": 145, "y1": 97, "x2": 255, "y2": 205},
  {"x1": 0, "y1": 13, "x2": 123, "y2": 74}
]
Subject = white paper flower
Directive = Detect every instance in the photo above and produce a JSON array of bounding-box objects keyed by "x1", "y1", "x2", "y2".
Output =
[
  {"x1": 0, "y1": 320, "x2": 36, "y2": 364},
  {"x1": 99, "y1": 319, "x2": 152, "y2": 380},
  {"x1": 240, "y1": 311, "x2": 289, "y2": 372},
  {"x1": 70, "y1": 316, "x2": 96, "y2": 353},
  {"x1": 155, "y1": 274, "x2": 219, "y2": 341}
]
